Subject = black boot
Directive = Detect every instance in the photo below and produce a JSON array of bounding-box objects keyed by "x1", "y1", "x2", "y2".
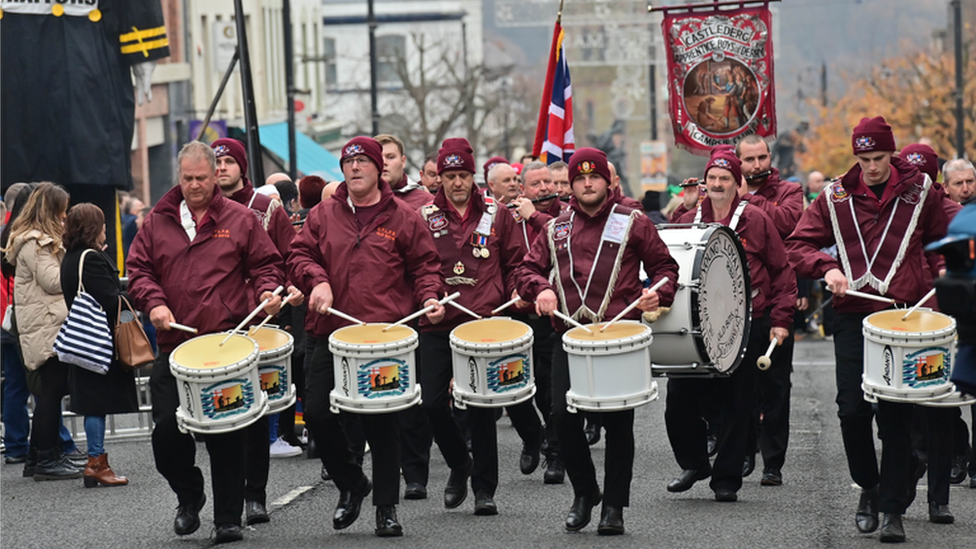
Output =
[
  {"x1": 375, "y1": 505, "x2": 403, "y2": 537},
  {"x1": 22, "y1": 446, "x2": 37, "y2": 478},
  {"x1": 33, "y1": 448, "x2": 82, "y2": 481}
]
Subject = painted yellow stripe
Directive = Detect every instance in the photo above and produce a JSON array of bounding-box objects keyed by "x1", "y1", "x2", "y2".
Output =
[
  {"x1": 120, "y1": 26, "x2": 167, "y2": 43},
  {"x1": 121, "y1": 38, "x2": 169, "y2": 56}
]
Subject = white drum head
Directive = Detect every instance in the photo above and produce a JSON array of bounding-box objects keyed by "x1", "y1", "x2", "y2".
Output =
[{"x1": 698, "y1": 226, "x2": 751, "y2": 373}]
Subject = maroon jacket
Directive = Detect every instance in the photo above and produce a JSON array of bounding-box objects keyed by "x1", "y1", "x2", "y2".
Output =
[
  {"x1": 391, "y1": 174, "x2": 434, "y2": 211},
  {"x1": 786, "y1": 157, "x2": 948, "y2": 313},
  {"x1": 517, "y1": 196, "x2": 568, "y2": 250},
  {"x1": 127, "y1": 186, "x2": 284, "y2": 353},
  {"x1": 745, "y1": 168, "x2": 803, "y2": 240},
  {"x1": 516, "y1": 197, "x2": 679, "y2": 332},
  {"x1": 289, "y1": 178, "x2": 443, "y2": 337},
  {"x1": 228, "y1": 182, "x2": 294, "y2": 260},
  {"x1": 678, "y1": 199, "x2": 797, "y2": 329},
  {"x1": 669, "y1": 202, "x2": 692, "y2": 223},
  {"x1": 418, "y1": 187, "x2": 526, "y2": 331}
]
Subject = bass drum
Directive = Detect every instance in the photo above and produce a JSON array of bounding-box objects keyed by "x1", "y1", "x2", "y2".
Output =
[{"x1": 645, "y1": 224, "x2": 751, "y2": 377}]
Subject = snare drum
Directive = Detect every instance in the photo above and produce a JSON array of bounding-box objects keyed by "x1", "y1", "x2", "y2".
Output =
[
  {"x1": 862, "y1": 309, "x2": 958, "y2": 404},
  {"x1": 170, "y1": 333, "x2": 268, "y2": 434},
  {"x1": 562, "y1": 321, "x2": 657, "y2": 413},
  {"x1": 450, "y1": 318, "x2": 535, "y2": 408},
  {"x1": 248, "y1": 327, "x2": 296, "y2": 414},
  {"x1": 329, "y1": 323, "x2": 420, "y2": 414},
  {"x1": 646, "y1": 225, "x2": 751, "y2": 377}
]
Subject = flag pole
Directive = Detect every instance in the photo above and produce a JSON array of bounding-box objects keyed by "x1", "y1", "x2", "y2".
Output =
[{"x1": 557, "y1": 0, "x2": 564, "y2": 24}]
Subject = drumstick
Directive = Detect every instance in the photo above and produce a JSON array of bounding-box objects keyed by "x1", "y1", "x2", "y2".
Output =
[
  {"x1": 834, "y1": 288, "x2": 897, "y2": 305},
  {"x1": 247, "y1": 293, "x2": 297, "y2": 336},
  {"x1": 491, "y1": 295, "x2": 522, "y2": 315},
  {"x1": 384, "y1": 292, "x2": 461, "y2": 331},
  {"x1": 551, "y1": 309, "x2": 593, "y2": 334},
  {"x1": 221, "y1": 285, "x2": 284, "y2": 345},
  {"x1": 327, "y1": 307, "x2": 367, "y2": 326},
  {"x1": 169, "y1": 322, "x2": 198, "y2": 334},
  {"x1": 447, "y1": 299, "x2": 483, "y2": 320},
  {"x1": 901, "y1": 288, "x2": 936, "y2": 321},
  {"x1": 600, "y1": 277, "x2": 669, "y2": 332},
  {"x1": 757, "y1": 338, "x2": 778, "y2": 370}
]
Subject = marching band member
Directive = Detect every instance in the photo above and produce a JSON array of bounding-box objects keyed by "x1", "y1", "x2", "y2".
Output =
[
  {"x1": 127, "y1": 142, "x2": 284, "y2": 544},
  {"x1": 417, "y1": 137, "x2": 537, "y2": 515},
  {"x1": 515, "y1": 147, "x2": 678, "y2": 535},
  {"x1": 735, "y1": 134, "x2": 804, "y2": 485},
  {"x1": 289, "y1": 136, "x2": 445, "y2": 537},
  {"x1": 668, "y1": 149, "x2": 796, "y2": 502},
  {"x1": 786, "y1": 117, "x2": 949, "y2": 542},
  {"x1": 375, "y1": 134, "x2": 434, "y2": 210},
  {"x1": 210, "y1": 138, "x2": 304, "y2": 526}
]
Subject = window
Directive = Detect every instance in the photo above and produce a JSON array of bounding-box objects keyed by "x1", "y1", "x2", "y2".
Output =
[
  {"x1": 376, "y1": 34, "x2": 406, "y2": 86},
  {"x1": 323, "y1": 37, "x2": 337, "y2": 90}
]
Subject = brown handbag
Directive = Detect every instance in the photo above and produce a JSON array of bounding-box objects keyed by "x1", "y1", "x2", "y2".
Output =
[{"x1": 115, "y1": 296, "x2": 155, "y2": 370}]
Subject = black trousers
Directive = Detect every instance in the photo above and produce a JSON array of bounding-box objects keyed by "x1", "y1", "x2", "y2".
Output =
[
  {"x1": 244, "y1": 416, "x2": 269, "y2": 505},
  {"x1": 665, "y1": 315, "x2": 765, "y2": 493},
  {"x1": 304, "y1": 336, "x2": 400, "y2": 506},
  {"x1": 923, "y1": 406, "x2": 953, "y2": 505},
  {"x1": 419, "y1": 331, "x2": 496, "y2": 494},
  {"x1": 551, "y1": 340, "x2": 635, "y2": 506},
  {"x1": 150, "y1": 352, "x2": 246, "y2": 526},
  {"x1": 513, "y1": 314, "x2": 556, "y2": 455},
  {"x1": 31, "y1": 356, "x2": 70, "y2": 452},
  {"x1": 746, "y1": 330, "x2": 794, "y2": 471},
  {"x1": 400, "y1": 330, "x2": 432, "y2": 487}
]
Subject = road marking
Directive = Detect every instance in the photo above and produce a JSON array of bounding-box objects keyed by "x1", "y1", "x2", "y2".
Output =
[{"x1": 271, "y1": 485, "x2": 314, "y2": 509}]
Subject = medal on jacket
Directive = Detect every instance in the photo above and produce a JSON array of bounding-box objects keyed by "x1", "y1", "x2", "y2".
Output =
[
  {"x1": 454, "y1": 261, "x2": 466, "y2": 275},
  {"x1": 470, "y1": 233, "x2": 489, "y2": 259}
]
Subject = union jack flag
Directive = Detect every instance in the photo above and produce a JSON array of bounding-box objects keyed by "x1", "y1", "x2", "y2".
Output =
[{"x1": 532, "y1": 20, "x2": 575, "y2": 165}]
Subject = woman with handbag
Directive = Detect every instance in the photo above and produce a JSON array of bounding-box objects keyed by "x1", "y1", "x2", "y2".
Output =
[
  {"x1": 61, "y1": 203, "x2": 139, "y2": 487},
  {"x1": 2, "y1": 182, "x2": 80, "y2": 480}
]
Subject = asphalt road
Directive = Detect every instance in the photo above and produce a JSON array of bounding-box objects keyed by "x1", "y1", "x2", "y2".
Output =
[{"x1": 2, "y1": 339, "x2": 975, "y2": 548}]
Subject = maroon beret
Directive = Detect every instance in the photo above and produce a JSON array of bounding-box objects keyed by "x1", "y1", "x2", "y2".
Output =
[
  {"x1": 852, "y1": 116, "x2": 896, "y2": 155},
  {"x1": 438, "y1": 138, "x2": 476, "y2": 175},
  {"x1": 900, "y1": 143, "x2": 939, "y2": 182}
]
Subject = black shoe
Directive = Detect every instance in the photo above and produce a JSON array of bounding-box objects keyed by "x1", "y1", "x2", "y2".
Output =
[
  {"x1": 5, "y1": 453, "x2": 27, "y2": 464},
  {"x1": 706, "y1": 433, "x2": 718, "y2": 457},
  {"x1": 714, "y1": 489, "x2": 737, "y2": 502},
  {"x1": 320, "y1": 463, "x2": 332, "y2": 481},
  {"x1": 543, "y1": 457, "x2": 566, "y2": 485},
  {"x1": 333, "y1": 477, "x2": 371, "y2": 530},
  {"x1": 879, "y1": 513, "x2": 905, "y2": 543},
  {"x1": 474, "y1": 489, "x2": 498, "y2": 516},
  {"x1": 22, "y1": 447, "x2": 37, "y2": 478},
  {"x1": 245, "y1": 500, "x2": 269, "y2": 525},
  {"x1": 760, "y1": 469, "x2": 782, "y2": 486},
  {"x1": 584, "y1": 423, "x2": 601, "y2": 446},
  {"x1": 855, "y1": 486, "x2": 879, "y2": 534},
  {"x1": 64, "y1": 448, "x2": 88, "y2": 469},
  {"x1": 667, "y1": 468, "x2": 711, "y2": 493},
  {"x1": 742, "y1": 455, "x2": 755, "y2": 477},
  {"x1": 949, "y1": 456, "x2": 967, "y2": 484},
  {"x1": 928, "y1": 502, "x2": 954, "y2": 524},
  {"x1": 444, "y1": 459, "x2": 472, "y2": 509},
  {"x1": 213, "y1": 523, "x2": 244, "y2": 544},
  {"x1": 33, "y1": 449, "x2": 82, "y2": 481},
  {"x1": 970, "y1": 476, "x2": 976, "y2": 489},
  {"x1": 597, "y1": 506, "x2": 624, "y2": 535},
  {"x1": 375, "y1": 505, "x2": 403, "y2": 537},
  {"x1": 520, "y1": 443, "x2": 541, "y2": 475},
  {"x1": 404, "y1": 482, "x2": 427, "y2": 500},
  {"x1": 565, "y1": 489, "x2": 602, "y2": 531},
  {"x1": 174, "y1": 493, "x2": 206, "y2": 536},
  {"x1": 307, "y1": 438, "x2": 319, "y2": 460}
]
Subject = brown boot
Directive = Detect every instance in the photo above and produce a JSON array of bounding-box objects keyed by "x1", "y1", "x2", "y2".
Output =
[{"x1": 83, "y1": 453, "x2": 129, "y2": 487}]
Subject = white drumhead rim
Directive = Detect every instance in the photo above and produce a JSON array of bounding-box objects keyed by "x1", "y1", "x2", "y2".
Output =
[
  {"x1": 170, "y1": 336, "x2": 259, "y2": 378},
  {"x1": 562, "y1": 321, "x2": 652, "y2": 351},
  {"x1": 449, "y1": 318, "x2": 534, "y2": 353},
  {"x1": 862, "y1": 311, "x2": 957, "y2": 342},
  {"x1": 329, "y1": 323, "x2": 419, "y2": 354},
  {"x1": 244, "y1": 327, "x2": 295, "y2": 361}
]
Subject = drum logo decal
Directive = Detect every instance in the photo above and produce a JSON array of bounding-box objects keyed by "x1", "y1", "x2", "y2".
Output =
[
  {"x1": 358, "y1": 359, "x2": 410, "y2": 399},
  {"x1": 182, "y1": 382, "x2": 195, "y2": 419},
  {"x1": 341, "y1": 358, "x2": 350, "y2": 396},
  {"x1": 428, "y1": 213, "x2": 447, "y2": 231},
  {"x1": 201, "y1": 378, "x2": 256, "y2": 420},
  {"x1": 487, "y1": 354, "x2": 531, "y2": 393},
  {"x1": 260, "y1": 366, "x2": 286, "y2": 398},
  {"x1": 882, "y1": 346, "x2": 893, "y2": 386},
  {"x1": 468, "y1": 358, "x2": 478, "y2": 392},
  {"x1": 902, "y1": 347, "x2": 950, "y2": 387}
]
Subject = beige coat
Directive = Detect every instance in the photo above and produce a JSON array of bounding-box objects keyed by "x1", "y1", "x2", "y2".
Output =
[{"x1": 6, "y1": 230, "x2": 66, "y2": 370}]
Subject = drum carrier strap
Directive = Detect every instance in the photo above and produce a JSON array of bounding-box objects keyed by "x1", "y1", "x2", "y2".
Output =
[{"x1": 693, "y1": 199, "x2": 749, "y2": 231}]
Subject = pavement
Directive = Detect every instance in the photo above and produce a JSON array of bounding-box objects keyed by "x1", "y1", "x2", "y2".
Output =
[{"x1": 2, "y1": 338, "x2": 975, "y2": 548}]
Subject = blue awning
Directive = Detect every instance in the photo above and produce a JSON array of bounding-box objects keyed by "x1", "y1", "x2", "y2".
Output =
[{"x1": 259, "y1": 122, "x2": 342, "y2": 181}]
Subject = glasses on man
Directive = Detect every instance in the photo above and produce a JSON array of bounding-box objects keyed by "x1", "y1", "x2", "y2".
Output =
[{"x1": 342, "y1": 156, "x2": 372, "y2": 167}]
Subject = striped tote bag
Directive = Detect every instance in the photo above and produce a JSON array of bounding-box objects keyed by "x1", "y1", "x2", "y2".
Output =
[{"x1": 53, "y1": 249, "x2": 113, "y2": 375}]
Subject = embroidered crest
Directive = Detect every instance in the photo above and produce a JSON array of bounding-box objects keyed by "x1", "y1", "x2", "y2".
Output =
[
  {"x1": 344, "y1": 144, "x2": 365, "y2": 156},
  {"x1": 443, "y1": 154, "x2": 463, "y2": 168},
  {"x1": 453, "y1": 261, "x2": 466, "y2": 275},
  {"x1": 712, "y1": 158, "x2": 731, "y2": 169},
  {"x1": 854, "y1": 136, "x2": 876, "y2": 151},
  {"x1": 578, "y1": 161, "x2": 595, "y2": 174},
  {"x1": 509, "y1": 209, "x2": 522, "y2": 222},
  {"x1": 901, "y1": 183, "x2": 924, "y2": 205},
  {"x1": 830, "y1": 184, "x2": 849, "y2": 202},
  {"x1": 428, "y1": 213, "x2": 447, "y2": 231},
  {"x1": 486, "y1": 161, "x2": 502, "y2": 172},
  {"x1": 214, "y1": 145, "x2": 230, "y2": 157},
  {"x1": 553, "y1": 222, "x2": 571, "y2": 240},
  {"x1": 904, "y1": 152, "x2": 926, "y2": 166}
]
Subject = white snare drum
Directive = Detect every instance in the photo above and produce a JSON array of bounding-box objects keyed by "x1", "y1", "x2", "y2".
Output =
[
  {"x1": 450, "y1": 318, "x2": 535, "y2": 408},
  {"x1": 562, "y1": 321, "x2": 657, "y2": 413},
  {"x1": 170, "y1": 333, "x2": 268, "y2": 434},
  {"x1": 329, "y1": 323, "x2": 420, "y2": 414},
  {"x1": 862, "y1": 309, "x2": 958, "y2": 404},
  {"x1": 646, "y1": 225, "x2": 751, "y2": 377},
  {"x1": 248, "y1": 327, "x2": 296, "y2": 414}
]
